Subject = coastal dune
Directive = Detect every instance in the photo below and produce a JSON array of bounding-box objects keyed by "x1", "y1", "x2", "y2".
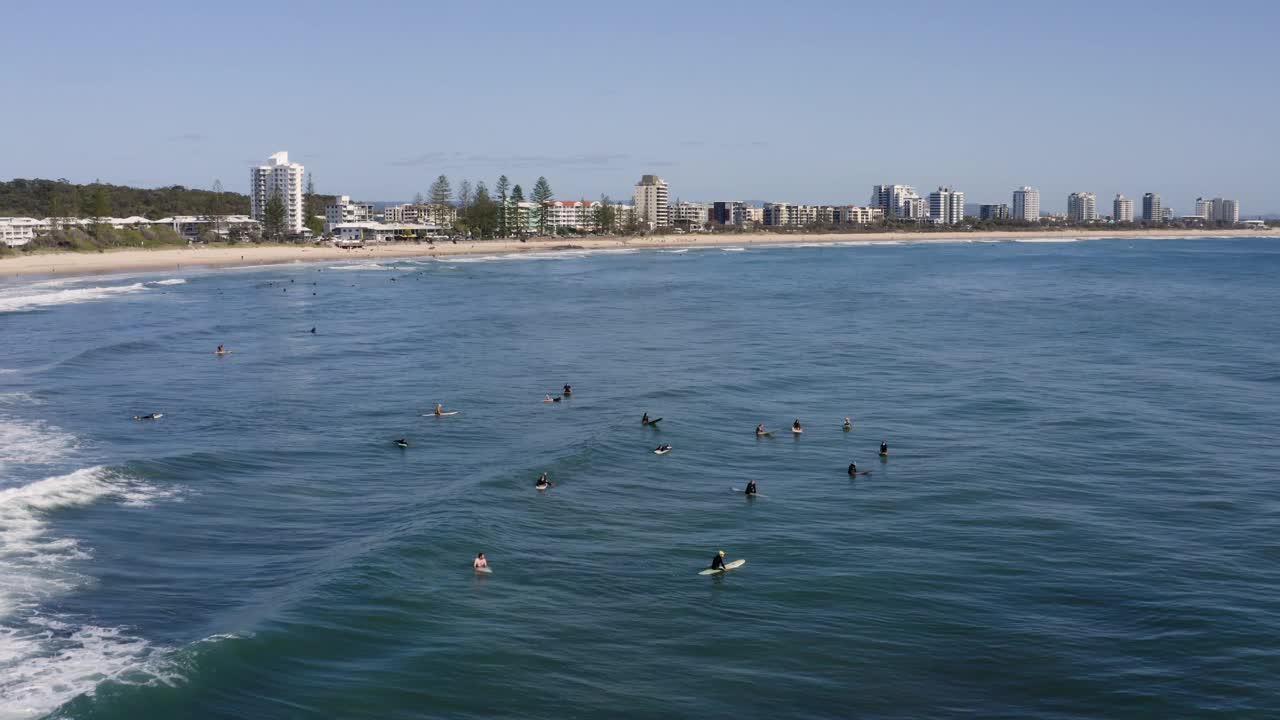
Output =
[{"x1": 1, "y1": 228, "x2": 1273, "y2": 278}]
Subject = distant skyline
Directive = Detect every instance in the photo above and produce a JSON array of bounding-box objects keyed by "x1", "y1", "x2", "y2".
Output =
[{"x1": 2, "y1": 0, "x2": 1277, "y2": 214}]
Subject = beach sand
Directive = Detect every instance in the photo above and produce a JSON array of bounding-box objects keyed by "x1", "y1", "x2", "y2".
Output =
[{"x1": 1, "y1": 228, "x2": 1274, "y2": 278}]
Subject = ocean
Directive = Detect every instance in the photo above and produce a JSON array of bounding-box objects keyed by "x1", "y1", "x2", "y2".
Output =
[{"x1": 1, "y1": 237, "x2": 1278, "y2": 719}]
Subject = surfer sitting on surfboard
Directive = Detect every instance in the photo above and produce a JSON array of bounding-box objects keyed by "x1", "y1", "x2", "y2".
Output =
[
  {"x1": 535, "y1": 472, "x2": 550, "y2": 490},
  {"x1": 563, "y1": 384, "x2": 572, "y2": 396},
  {"x1": 745, "y1": 481, "x2": 757, "y2": 496},
  {"x1": 793, "y1": 419, "x2": 803, "y2": 433},
  {"x1": 434, "y1": 404, "x2": 445, "y2": 416},
  {"x1": 710, "y1": 551, "x2": 727, "y2": 571},
  {"x1": 473, "y1": 553, "x2": 488, "y2": 570},
  {"x1": 843, "y1": 417, "x2": 852, "y2": 431},
  {"x1": 880, "y1": 441, "x2": 889, "y2": 456},
  {"x1": 642, "y1": 412, "x2": 651, "y2": 425},
  {"x1": 755, "y1": 423, "x2": 767, "y2": 437},
  {"x1": 215, "y1": 344, "x2": 228, "y2": 355}
]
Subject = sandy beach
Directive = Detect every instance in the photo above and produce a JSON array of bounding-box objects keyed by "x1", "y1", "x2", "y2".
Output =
[{"x1": 1, "y1": 228, "x2": 1274, "y2": 278}]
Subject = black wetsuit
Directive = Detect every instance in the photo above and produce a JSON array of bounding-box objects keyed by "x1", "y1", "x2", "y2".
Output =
[
  {"x1": 711, "y1": 555, "x2": 726, "y2": 570},
  {"x1": 642, "y1": 414, "x2": 650, "y2": 425},
  {"x1": 848, "y1": 463, "x2": 857, "y2": 475},
  {"x1": 745, "y1": 482, "x2": 757, "y2": 496},
  {"x1": 880, "y1": 443, "x2": 888, "y2": 454}
]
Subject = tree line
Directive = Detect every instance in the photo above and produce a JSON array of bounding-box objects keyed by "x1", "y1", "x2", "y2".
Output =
[{"x1": 407, "y1": 174, "x2": 634, "y2": 239}]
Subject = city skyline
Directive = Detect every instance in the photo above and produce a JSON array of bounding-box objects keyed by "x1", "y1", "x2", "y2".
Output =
[{"x1": 2, "y1": 0, "x2": 1276, "y2": 214}]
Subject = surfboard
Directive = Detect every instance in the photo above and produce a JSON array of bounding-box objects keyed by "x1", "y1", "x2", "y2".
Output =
[
  {"x1": 792, "y1": 428, "x2": 803, "y2": 434},
  {"x1": 731, "y1": 487, "x2": 763, "y2": 497},
  {"x1": 699, "y1": 559, "x2": 746, "y2": 575},
  {"x1": 843, "y1": 426, "x2": 851, "y2": 432},
  {"x1": 654, "y1": 447, "x2": 672, "y2": 455},
  {"x1": 756, "y1": 431, "x2": 774, "y2": 438},
  {"x1": 644, "y1": 418, "x2": 663, "y2": 425},
  {"x1": 474, "y1": 566, "x2": 492, "y2": 574},
  {"x1": 879, "y1": 452, "x2": 888, "y2": 457},
  {"x1": 431, "y1": 411, "x2": 459, "y2": 417},
  {"x1": 848, "y1": 471, "x2": 873, "y2": 476}
]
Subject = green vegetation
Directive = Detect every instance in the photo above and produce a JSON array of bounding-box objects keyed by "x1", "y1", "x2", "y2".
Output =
[
  {"x1": 16, "y1": 224, "x2": 188, "y2": 253},
  {"x1": 0, "y1": 178, "x2": 250, "y2": 219},
  {"x1": 262, "y1": 191, "x2": 287, "y2": 241},
  {"x1": 531, "y1": 177, "x2": 553, "y2": 234}
]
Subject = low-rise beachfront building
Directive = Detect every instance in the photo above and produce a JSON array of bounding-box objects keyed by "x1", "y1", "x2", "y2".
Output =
[
  {"x1": 543, "y1": 199, "x2": 604, "y2": 232},
  {"x1": 0, "y1": 217, "x2": 43, "y2": 246},
  {"x1": 763, "y1": 203, "x2": 820, "y2": 227},
  {"x1": 670, "y1": 202, "x2": 712, "y2": 229},
  {"x1": 330, "y1": 221, "x2": 444, "y2": 244},
  {"x1": 325, "y1": 196, "x2": 375, "y2": 232},
  {"x1": 830, "y1": 205, "x2": 884, "y2": 224},
  {"x1": 382, "y1": 203, "x2": 455, "y2": 228},
  {"x1": 154, "y1": 215, "x2": 261, "y2": 241}
]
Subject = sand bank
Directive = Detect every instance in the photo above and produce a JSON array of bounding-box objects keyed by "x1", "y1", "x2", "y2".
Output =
[{"x1": 1, "y1": 228, "x2": 1274, "y2": 278}]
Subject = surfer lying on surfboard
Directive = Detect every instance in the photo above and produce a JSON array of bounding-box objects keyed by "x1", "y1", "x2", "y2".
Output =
[{"x1": 848, "y1": 462, "x2": 871, "y2": 476}]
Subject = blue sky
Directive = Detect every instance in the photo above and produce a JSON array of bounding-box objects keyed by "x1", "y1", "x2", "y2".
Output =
[{"x1": 3, "y1": 0, "x2": 1277, "y2": 214}]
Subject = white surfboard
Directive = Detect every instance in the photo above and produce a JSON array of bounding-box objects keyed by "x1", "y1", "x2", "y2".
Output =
[
  {"x1": 654, "y1": 447, "x2": 672, "y2": 455},
  {"x1": 422, "y1": 411, "x2": 460, "y2": 417},
  {"x1": 792, "y1": 428, "x2": 803, "y2": 434},
  {"x1": 474, "y1": 566, "x2": 492, "y2": 574},
  {"x1": 731, "y1": 487, "x2": 763, "y2": 497},
  {"x1": 699, "y1": 559, "x2": 746, "y2": 575}
]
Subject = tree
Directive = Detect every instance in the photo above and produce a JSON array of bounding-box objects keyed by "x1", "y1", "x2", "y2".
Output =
[
  {"x1": 47, "y1": 192, "x2": 65, "y2": 233},
  {"x1": 495, "y1": 175, "x2": 510, "y2": 237},
  {"x1": 413, "y1": 191, "x2": 425, "y2": 205},
  {"x1": 457, "y1": 180, "x2": 473, "y2": 210},
  {"x1": 204, "y1": 179, "x2": 225, "y2": 239},
  {"x1": 510, "y1": 184, "x2": 525, "y2": 236},
  {"x1": 89, "y1": 186, "x2": 110, "y2": 238},
  {"x1": 462, "y1": 181, "x2": 499, "y2": 239},
  {"x1": 429, "y1": 175, "x2": 452, "y2": 225},
  {"x1": 594, "y1": 194, "x2": 617, "y2": 234},
  {"x1": 263, "y1": 189, "x2": 286, "y2": 241},
  {"x1": 531, "y1": 176, "x2": 553, "y2": 234}
]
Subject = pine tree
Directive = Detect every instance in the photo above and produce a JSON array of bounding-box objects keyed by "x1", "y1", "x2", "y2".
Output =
[
  {"x1": 594, "y1": 194, "x2": 617, "y2": 234},
  {"x1": 457, "y1": 180, "x2": 474, "y2": 210},
  {"x1": 531, "y1": 176, "x2": 553, "y2": 234},
  {"x1": 429, "y1": 175, "x2": 452, "y2": 226},
  {"x1": 263, "y1": 190, "x2": 286, "y2": 241},
  {"x1": 495, "y1": 175, "x2": 510, "y2": 237},
  {"x1": 510, "y1": 184, "x2": 525, "y2": 236}
]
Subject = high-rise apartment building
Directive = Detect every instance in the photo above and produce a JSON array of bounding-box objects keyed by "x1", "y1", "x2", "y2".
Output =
[
  {"x1": 1012, "y1": 187, "x2": 1040, "y2": 222},
  {"x1": 871, "y1": 184, "x2": 924, "y2": 220},
  {"x1": 633, "y1": 175, "x2": 669, "y2": 229},
  {"x1": 1142, "y1": 193, "x2": 1162, "y2": 222},
  {"x1": 250, "y1": 151, "x2": 306, "y2": 234},
  {"x1": 927, "y1": 187, "x2": 965, "y2": 225},
  {"x1": 1113, "y1": 194, "x2": 1134, "y2": 222},
  {"x1": 979, "y1": 204, "x2": 1010, "y2": 221},
  {"x1": 1066, "y1": 192, "x2": 1098, "y2": 222},
  {"x1": 1197, "y1": 197, "x2": 1241, "y2": 223}
]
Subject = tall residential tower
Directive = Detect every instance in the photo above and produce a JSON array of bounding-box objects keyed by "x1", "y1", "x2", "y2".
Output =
[
  {"x1": 1142, "y1": 193, "x2": 1162, "y2": 223},
  {"x1": 250, "y1": 151, "x2": 306, "y2": 234},
  {"x1": 1113, "y1": 194, "x2": 1134, "y2": 222},
  {"x1": 633, "y1": 175, "x2": 669, "y2": 229},
  {"x1": 1012, "y1": 187, "x2": 1040, "y2": 222},
  {"x1": 1067, "y1": 192, "x2": 1098, "y2": 222}
]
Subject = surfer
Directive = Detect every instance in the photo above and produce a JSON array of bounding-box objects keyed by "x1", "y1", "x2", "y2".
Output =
[
  {"x1": 793, "y1": 419, "x2": 802, "y2": 432},
  {"x1": 745, "y1": 480, "x2": 757, "y2": 496},
  {"x1": 434, "y1": 403, "x2": 444, "y2": 416},
  {"x1": 710, "y1": 550, "x2": 727, "y2": 571},
  {"x1": 880, "y1": 441, "x2": 889, "y2": 456},
  {"x1": 310, "y1": 327, "x2": 316, "y2": 334},
  {"x1": 473, "y1": 552, "x2": 488, "y2": 570},
  {"x1": 642, "y1": 412, "x2": 651, "y2": 425},
  {"x1": 843, "y1": 417, "x2": 852, "y2": 431},
  {"x1": 395, "y1": 438, "x2": 408, "y2": 448},
  {"x1": 755, "y1": 423, "x2": 767, "y2": 437},
  {"x1": 132, "y1": 413, "x2": 161, "y2": 421},
  {"x1": 848, "y1": 462, "x2": 857, "y2": 476},
  {"x1": 535, "y1": 473, "x2": 550, "y2": 490},
  {"x1": 655, "y1": 444, "x2": 672, "y2": 453},
  {"x1": 544, "y1": 394, "x2": 555, "y2": 403},
  {"x1": 563, "y1": 384, "x2": 572, "y2": 396},
  {"x1": 215, "y1": 344, "x2": 227, "y2": 355}
]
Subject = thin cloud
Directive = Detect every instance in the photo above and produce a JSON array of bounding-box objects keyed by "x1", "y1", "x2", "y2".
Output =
[
  {"x1": 389, "y1": 151, "x2": 630, "y2": 170},
  {"x1": 169, "y1": 132, "x2": 206, "y2": 143}
]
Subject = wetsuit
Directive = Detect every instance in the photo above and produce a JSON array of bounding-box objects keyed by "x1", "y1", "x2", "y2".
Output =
[
  {"x1": 880, "y1": 443, "x2": 888, "y2": 454},
  {"x1": 745, "y1": 482, "x2": 757, "y2": 496},
  {"x1": 642, "y1": 414, "x2": 650, "y2": 425},
  {"x1": 711, "y1": 555, "x2": 726, "y2": 571},
  {"x1": 848, "y1": 463, "x2": 857, "y2": 476}
]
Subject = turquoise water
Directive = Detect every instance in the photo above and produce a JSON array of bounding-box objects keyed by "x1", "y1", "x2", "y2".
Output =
[{"x1": 2, "y1": 238, "x2": 1279, "y2": 719}]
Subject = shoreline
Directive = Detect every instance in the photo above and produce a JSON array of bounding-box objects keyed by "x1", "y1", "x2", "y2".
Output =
[{"x1": 1, "y1": 228, "x2": 1275, "y2": 278}]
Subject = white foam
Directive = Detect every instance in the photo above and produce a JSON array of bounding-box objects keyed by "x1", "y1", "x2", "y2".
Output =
[
  {"x1": 0, "y1": 616, "x2": 158, "y2": 720},
  {"x1": 0, "y1": 467, "x2": 181, "y2": 718},
  {"x1": 658, "y1": 248, "x2": 689, "y2": 254},
  {"x1": 326, "y1": 263, "x2": 394, "y2": 271},
  {"x1": 1011, "y1": 237, "x2": 1080, "y2": 243},
  {"x1": 0, "y1": 418, "x2": 77, "y2": 473},
  {"x1": 0, "y1": 283, "x2": 148, "y2": 314},
  {"x1": 151, "y1": 278, "x2": 186, "y2": 286},
  {"x1": 720, "y1": 247, "x2": 747, "y2": 252}
]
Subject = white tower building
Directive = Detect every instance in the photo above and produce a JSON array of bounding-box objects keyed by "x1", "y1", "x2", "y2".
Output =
[
  {"x1": 1012, "y1": 187, "x2": 1040, "y2": 222},
  {"x1": 250, "y1": 151, "x2": 306, "y2": 234},
  {"x1": 1067, "y1": 192, "x2": 1098, "y2": 222},
  {"x1": 927, "y1": 187, "x2": 965, "y2": 225},
  {"x1": 1113, "y1": 194, "x2": 1134, "y2": 222},
  {"x1": 633, "y1": 175, "x2": 669, "y2": 229}
]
